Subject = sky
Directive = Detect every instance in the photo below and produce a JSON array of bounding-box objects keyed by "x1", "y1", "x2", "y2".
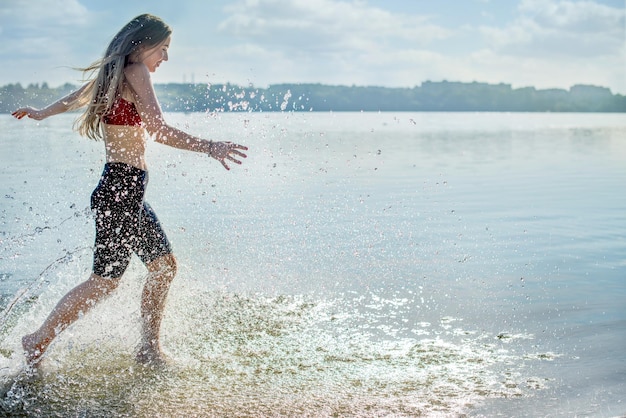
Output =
[{"x1": 1, "y1": 0, "x2": 624, "y2": 93}]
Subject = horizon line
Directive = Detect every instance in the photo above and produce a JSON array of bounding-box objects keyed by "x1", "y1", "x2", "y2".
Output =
[{"x1": 1, "y1": 80, "x2": 620, "y2": 95}]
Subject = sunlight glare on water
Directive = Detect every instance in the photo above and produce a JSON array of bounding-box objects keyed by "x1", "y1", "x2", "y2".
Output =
[{"x1": 2, "y1": 283, "x2": 545, "y2": 417}]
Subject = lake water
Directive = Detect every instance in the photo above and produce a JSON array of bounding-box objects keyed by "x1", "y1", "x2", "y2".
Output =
[{"x1": 0, "y1": 111, "x2": 624, "y2": 417}]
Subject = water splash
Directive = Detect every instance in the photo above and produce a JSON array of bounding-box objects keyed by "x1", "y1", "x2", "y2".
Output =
[{"x1": 1, "y1": 286, "x2": 554, "y2": 416}]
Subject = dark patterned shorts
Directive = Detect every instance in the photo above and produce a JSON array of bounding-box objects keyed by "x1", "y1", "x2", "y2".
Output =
[{"x1": 90, "y1": 163, "x2": 172, "y2": 278}]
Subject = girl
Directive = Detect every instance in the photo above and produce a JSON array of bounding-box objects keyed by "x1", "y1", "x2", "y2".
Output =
[{"x1": 12, "y1": 13, "x2": 247, "y2": 366}]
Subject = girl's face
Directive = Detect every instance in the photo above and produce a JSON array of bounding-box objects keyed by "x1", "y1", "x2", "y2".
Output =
[{"x1": 139, "y1": 36, "x2": 170, "y2": 72}]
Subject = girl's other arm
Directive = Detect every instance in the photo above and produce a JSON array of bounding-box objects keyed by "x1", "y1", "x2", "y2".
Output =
[{"x1": 12, "y1": 82, "x2": 91, "y2": 121}]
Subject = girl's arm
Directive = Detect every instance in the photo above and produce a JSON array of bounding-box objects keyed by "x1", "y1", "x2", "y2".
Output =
[
  {"x1": 12, "y1": 83, "x2": 91, "y2": 121},
  {"x1": 125, "y1": 63, "x2": 247, "y2": 170}
]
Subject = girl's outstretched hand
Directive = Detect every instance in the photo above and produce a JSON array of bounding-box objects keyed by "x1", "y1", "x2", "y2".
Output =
[
  {"x1": 12, "y1": 107, "x2": 46, "y2": 121},
  {"x1": 209, "y1": 141, "x2": 248, "y2": 170}
]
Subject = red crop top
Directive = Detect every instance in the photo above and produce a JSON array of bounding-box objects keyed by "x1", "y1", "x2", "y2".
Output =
[{"x1": 102, "y1": 98, "x2": 142, "y2": 126}]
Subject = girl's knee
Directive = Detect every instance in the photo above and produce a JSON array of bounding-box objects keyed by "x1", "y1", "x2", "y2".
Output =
[
  {"x1": 88, "y1": 273, "x2": 121, "y2": 295},
  {"x1": 164, "y1": 254, "x2": 177, "y2": 277},
  {"x1": 149, "y1": 254, "x2": 177, "y2": 279}
]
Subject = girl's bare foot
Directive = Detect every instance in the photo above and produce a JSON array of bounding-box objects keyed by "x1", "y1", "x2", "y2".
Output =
[{"x1": 136, "y1": 342, "x2": 168, "y2": 367}]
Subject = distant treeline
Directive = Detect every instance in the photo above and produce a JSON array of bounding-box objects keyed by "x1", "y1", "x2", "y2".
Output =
[{"x1": 1, "y1": 81, "x2": 624, "y2": 113}]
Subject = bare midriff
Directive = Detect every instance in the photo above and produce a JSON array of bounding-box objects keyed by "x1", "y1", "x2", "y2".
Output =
[{"x1": 102, "y1": 124, "x2": 148, "y2": 171}]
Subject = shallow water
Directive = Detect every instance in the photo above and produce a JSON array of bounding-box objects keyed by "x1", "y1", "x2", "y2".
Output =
[{"x1": 0, "y1": 111, "x2": 625, "y2": 416}]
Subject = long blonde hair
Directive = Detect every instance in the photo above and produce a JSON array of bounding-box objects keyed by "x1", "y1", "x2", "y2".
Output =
[{"x1": 74, "y1": 14, "x2": 172, "y2": 139}]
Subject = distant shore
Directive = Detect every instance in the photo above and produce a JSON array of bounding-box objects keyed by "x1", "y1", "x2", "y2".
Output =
[{"x1": 2, "y1": 81, "x2": 624, "y2": 113}]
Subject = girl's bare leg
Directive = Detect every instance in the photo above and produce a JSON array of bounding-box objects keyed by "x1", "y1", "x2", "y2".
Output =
[
  {"x1": 21, "y1": 273, "x2": 121, "y2": 366},
  {"x1": 136, "y1": 254, "x2": 177, "y2": 365}
]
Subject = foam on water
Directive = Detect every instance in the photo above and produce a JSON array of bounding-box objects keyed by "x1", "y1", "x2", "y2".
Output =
[{"x1": 1, "y1": 265, "x2": 555, "y2": 417}]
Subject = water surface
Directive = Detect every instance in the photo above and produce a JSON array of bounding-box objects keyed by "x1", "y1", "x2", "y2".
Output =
[{"x1": 1, "y1": 111, "x2": 624, "y2": 416}]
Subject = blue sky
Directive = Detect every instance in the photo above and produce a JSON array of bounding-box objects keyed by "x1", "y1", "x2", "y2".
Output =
[{"x1": 1, "y1": 0, "x2": 624, "y2": 93}]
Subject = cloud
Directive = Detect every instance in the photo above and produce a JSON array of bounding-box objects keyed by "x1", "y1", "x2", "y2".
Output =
[
  {"x1": 0, "y1": 0, "x2": 91, "y2": 50},
  {"x1": 210, "y1": 0, "x2": 455, "y2": 86},
  {"x1": 219, "y1": 0, "x2": 452, "y2": 53},
  {"x1": 0, "y1": 0, "x2": 113, "y2": 84},
  {"x1": 0, "y1": 0, "x2": 622, "y2": 93},
  {"x1": 467, "y1": 0, "x2": 625, "y2": 91},
  {"x1": 480, "y1": 0, "x2": 625, "y2": 58}
]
